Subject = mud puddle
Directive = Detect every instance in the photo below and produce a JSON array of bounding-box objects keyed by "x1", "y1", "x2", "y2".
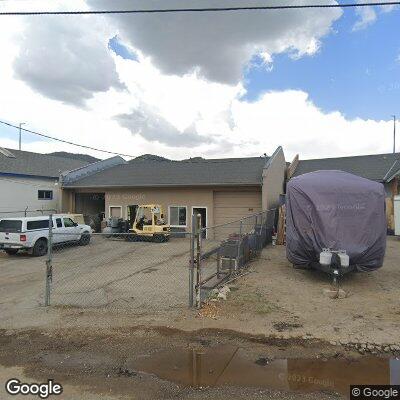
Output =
[{"x1": 132, "y1": 345, "x2": 400, "y2": 396}]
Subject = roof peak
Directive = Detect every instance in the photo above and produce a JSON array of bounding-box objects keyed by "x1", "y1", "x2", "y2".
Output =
[
  {"x1": 300, "y1": 152, "x2": 400, "y2": 162},
  {"x1": 1, "y1": 147, "x2": 92, "y2": 163}
]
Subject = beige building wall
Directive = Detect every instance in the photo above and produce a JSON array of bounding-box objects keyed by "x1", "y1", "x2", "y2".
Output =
[
  {"x1": 62, "y1": 186, "x2": 263, "y2": 231},
  {"x1": 262, "y1": 147, "x2": 286, "y2": 210},
  {"x1": 213, "y1": 190, "x2": 262, "y2": 225},
  {"x1": 105, "y1": 186, "x2": 214, "y2": 231}
]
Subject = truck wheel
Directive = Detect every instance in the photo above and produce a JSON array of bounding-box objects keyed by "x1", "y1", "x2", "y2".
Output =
[
  {"x1": 5, "y1": 249, "x2": 19, "y2": 255},
  {"x1": 78, "y1": 233, "x2": 91, "y2": 246},
  {"x1": 33, "y1": 239, "x2": 48, "y2": 257}
]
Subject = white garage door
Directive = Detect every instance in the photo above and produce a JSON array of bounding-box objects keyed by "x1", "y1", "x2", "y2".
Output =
[{"x1": 214, "y1": 191, "x2": 262, "y2": 226}]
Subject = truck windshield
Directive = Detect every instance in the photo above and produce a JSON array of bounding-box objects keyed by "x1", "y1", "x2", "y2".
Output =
[{"x1": 0, "y1": 220, "x2": 22, "y2": 233}]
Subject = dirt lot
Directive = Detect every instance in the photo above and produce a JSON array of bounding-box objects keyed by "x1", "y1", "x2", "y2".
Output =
[
  {"x1": 205, "y1": 235, "x2": 400, "y2": 346},
  {"x1": 0, "y1": 236, "x2": 399, "y2": 398},
  {"x1": 1, "y1": 235, "x2": 399, "y2": 345},
  {"x1": 0, "y1": 236, "x2": 190, "y2": 328}
]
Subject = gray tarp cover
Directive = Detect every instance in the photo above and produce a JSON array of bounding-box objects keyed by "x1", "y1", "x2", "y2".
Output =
[{"x1": 286, "y1": 170, "x2": 386, "y2": 270}]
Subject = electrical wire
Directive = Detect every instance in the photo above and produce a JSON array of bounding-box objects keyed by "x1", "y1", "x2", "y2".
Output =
[
  {"x1": 0, "y1": 2, "x2": 399, "y2": 16},
  {"x1": 0, "y1": 120, "x2": 135, "y2": 158}
]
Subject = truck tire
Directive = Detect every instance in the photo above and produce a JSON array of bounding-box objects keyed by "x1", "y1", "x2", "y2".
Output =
[
  {"x1": 33, "y1": 238, "x2": 48, "y2": 257},
  {"x1": 5, "y1": 249, "x2": 19, "y2": 255},
  {"x1": 78, "y1": 232, "x2": 91, "y2": 246}
]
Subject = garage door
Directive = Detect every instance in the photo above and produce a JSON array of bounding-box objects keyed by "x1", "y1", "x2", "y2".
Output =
[{"x1": 213, "y1": 191, "x2": 262, "y2": 226}]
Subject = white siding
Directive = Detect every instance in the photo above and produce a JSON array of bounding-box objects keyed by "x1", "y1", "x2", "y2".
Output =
[{"x1": 0, "y1": 175, "x2": 60, "y2": 217}]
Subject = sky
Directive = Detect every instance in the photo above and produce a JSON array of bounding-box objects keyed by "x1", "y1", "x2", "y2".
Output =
[{"x1": 0, "y1": 0, "x2": 399, "y2": 161}]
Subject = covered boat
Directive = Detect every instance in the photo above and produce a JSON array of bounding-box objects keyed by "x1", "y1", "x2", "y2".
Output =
[{"x1": 286, "y1": 170, "x2": 386, "y2": 276}]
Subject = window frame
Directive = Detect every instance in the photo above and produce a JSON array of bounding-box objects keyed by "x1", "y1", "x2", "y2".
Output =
[
  {"x1": 26, "y1": 219, "x2": 52, "y2": 231},
  {"x1": 109, "y1": 205, "x2": 123, "y2": 219},
  {"x1": 168, "y1": 205, "x2": 187, "y2": 228},
  {"x1": 63, "y1": 217, "x2": 76, "y2": 228},
  {"x1": 38, "y1": 190, "x2": 53, "y2": 200}
]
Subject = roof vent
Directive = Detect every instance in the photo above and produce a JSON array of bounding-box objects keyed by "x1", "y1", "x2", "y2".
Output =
[{"x1": 0, "y1": 148, "x2": 16, "y2": 158}]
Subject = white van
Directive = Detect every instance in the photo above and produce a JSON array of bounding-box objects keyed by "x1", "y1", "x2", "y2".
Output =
[{"x1": 0, "y1": 215, "x2": 91, "y2": 257}]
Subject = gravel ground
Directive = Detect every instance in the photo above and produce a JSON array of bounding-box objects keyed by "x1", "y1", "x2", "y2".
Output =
[
  {"x1": 1, "y1": 236, "x2": 399, "y2": 347},
  {"x1": 0, "y1": 236, "x2": 190, "y2": 328},
  {"x1": 210, "y1": 235, "x2": 400, "y2": 348},
  {"x1": 1, "y1": 236, "x2": 399, "y2": 398}
]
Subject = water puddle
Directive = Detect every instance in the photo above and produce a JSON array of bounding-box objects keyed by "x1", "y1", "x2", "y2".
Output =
[{"x1": 133, "y1": 345, "x2": 400, "y2": 396}]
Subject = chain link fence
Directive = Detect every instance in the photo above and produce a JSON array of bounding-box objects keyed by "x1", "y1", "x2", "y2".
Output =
[
  {"x1": 47, "y1": 231, "x2": 190, "y2": 311},
  {"x1": 189, "y1": 209, "x2": 276, "y2": 308},
  {"x1": 1, "y1": 209, "x2": 276, "y2": 312}
]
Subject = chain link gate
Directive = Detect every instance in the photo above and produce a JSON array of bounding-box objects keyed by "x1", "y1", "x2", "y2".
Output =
[{"x1": 189, "y1": 209, "x2": 276, "y2": 309}]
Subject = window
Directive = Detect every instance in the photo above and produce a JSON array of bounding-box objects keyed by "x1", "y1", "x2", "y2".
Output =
[
  {"x1": 63, "y1": 218, "x2": 76, "y2": 228},
  {"x1": 109, "y1": 206, "x2": 122, "y2": 218},
  {"x1": 169, "y1": 206, "x2": 187, "y2": 227},
  {"x1": 56, "y1": 218, "x2": 62, "y2": 228},
  {"x1": 0, "y1": 220, "x2": 22, "y2": 233},
  {"x1": 38, "y1": 190, "x2": 53, "y2": 200},
  {"x1": 27, "y1": 220, "x2": 50, "y2": 230}
]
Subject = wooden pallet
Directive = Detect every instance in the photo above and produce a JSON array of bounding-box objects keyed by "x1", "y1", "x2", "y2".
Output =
[{"x1": 276, "y1": 204, "x2": 286, "y2": 245}]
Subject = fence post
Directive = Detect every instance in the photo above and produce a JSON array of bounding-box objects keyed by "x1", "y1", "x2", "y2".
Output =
[
  {"x1": 236, "y1": 220, "x2": 243, "y2": 271},
  {"x1": 195, "y1": 213, "x2": 202, "y2": 309},
  {"x1": 189, "y1": 214, "x2": 196, "y2": 308},
  {"x1": 44, "y1": 213, "x2": 53, "y2": 307}
]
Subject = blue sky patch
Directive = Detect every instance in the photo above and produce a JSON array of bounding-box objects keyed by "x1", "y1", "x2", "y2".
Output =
[
  {"x1": 0, "y1": 123, "x2": 46, "y2": 145},
  {"x1": 108, "y1": 36, "x2": 138, "y2": 61},
  {"x1": 242, "y1": 7, "x2": 400, "y2": 121}
]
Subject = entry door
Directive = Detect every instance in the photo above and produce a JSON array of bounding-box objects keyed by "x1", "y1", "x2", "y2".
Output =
[{"x1": 192, "y1": 207, "x2": 207, "y2": 238}]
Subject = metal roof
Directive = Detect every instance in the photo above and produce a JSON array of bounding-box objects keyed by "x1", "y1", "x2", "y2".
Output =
[
  {"x1": 0, "y1": 148, "x2": 89, "y2": 179},
  {"x1": 292, "y1": 152, "x2": 400, "y2": 182},
  {"x1": 63, "y1": 156, "x2": 270, "y2": 188}
]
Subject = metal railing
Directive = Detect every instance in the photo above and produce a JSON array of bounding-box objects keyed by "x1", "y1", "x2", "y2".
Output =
[{"x1": 189, "y1": 209, "x2": 276, "y2": 308}]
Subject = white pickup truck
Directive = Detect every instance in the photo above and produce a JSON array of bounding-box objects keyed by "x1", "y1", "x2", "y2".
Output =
[{"x1": 0, "y1": 214, "x2": 91, "y2": 256}]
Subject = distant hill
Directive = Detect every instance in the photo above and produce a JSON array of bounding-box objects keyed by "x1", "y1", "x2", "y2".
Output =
[
  {"x1": 48, "y1": 152, "x2": 100, "y2": 164},
  {"x1": 132, "y1": 154, "x2": 170, "y2": 162},
  {"x1": 182, "y1": 157, "x2": 205, "y2": 162}
]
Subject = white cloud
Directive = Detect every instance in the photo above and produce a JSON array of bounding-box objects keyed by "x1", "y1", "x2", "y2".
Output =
[
  {"x1": 231, "y1": 91, "x2": 393, "y2": 159},
  {"x1": 353, "y1": 1, "x2": 398, "y2": 31},
  {"x1": 0, "y1": 0, "x2": 394, "y2": 163},
  {"x1": 88, "y1": 0, "x2": 342, "y2": 84},
  {"x1": 353, "y1": 6, "x2": 377, "y2": 31},
  {"x1": 13, "y1": 15, "x2": 124, "y2": 106}
]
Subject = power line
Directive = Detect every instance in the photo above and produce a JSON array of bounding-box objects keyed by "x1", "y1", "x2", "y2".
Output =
[
  {"x1": 0, "y1": 119, "x2": 135, "y2": 158},
  {"x1": 0, "y1": 2, "x2": 399, "y2": 16}
]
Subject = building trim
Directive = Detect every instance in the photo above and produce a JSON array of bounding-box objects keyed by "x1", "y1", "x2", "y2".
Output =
[
  {"x1": 0, "y1": 171, "x2": 58, "y2": 180},
  {"x1": 63, "y1": 183, "x2": 262, "y2": 189}
]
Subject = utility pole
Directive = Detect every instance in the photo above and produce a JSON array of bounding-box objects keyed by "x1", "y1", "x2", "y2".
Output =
[
  {"x1": 392, "y1": 115, "x2": 396, "y2": 154},
  {"x1": 18, "y1": 122, "x2": 25, "y2": 151}
]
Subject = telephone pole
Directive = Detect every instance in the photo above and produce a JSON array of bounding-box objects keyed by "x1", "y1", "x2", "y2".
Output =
[
  {"x1": 392, "y1": 115, "x2": 396, "y2": 153},
  {"x1": 18, "y1": 122, "x2": 25, "y2": 150}
]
